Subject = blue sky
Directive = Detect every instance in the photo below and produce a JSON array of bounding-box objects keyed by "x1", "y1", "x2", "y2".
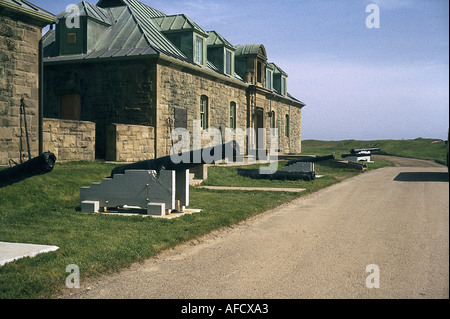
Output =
[{"x1": 34, "y1": 0, "x2": 449, "y2": 140}]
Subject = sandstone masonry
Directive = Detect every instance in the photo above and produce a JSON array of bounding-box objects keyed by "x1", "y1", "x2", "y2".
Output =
[
  {"x1": 0, "y1": 1, "x2": 54, "y2": 166},
  {"x1": 43, "y1": 118, "x2": 95, "y2": 162}
]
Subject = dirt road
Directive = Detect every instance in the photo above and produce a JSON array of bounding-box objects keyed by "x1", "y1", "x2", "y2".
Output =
[{"x1": 63, "y1": 157, "x2": 449, "y2": 299}]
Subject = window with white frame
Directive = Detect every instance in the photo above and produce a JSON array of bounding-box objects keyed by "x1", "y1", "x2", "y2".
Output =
[
  {"x1": 281, "y1": 76, "x2": 287, "y2": 95},
  {"x1": 266, "y1": 69, "x2": 273, "y2": 90},
  {"x1": 225, "y1": 49, "x2": 233, "y2": 75},
  {"x1": 195, "y1": 36, "x2": 204, "y2": 65}
]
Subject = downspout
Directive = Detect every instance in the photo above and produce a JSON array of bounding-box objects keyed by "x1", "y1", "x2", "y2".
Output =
[{"x1": 38, "y1": 37, "x2": 43, "y2": 155}]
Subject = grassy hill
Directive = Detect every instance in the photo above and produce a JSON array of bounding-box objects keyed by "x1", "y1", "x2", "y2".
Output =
[{"x1": 302, "y1": 138, "x2": 448, "y2": 165}]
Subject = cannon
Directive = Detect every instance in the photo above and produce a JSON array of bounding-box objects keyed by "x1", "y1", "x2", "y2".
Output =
[
  {"x1": 285, "y1": 154, "x2": 335, "y2": 166},
  {"x1": 0, "y1": 152, "x2": 56, "y2": 189},
  {"x1": 342, "y1": 147, "x2": 381, "y2": 163},
  {"x1": 237, "y1": 169, "x2": 316, "y2": 181},
  {"x1": 110, "y1": 140, "x2": 241, "y2": 177},
  {"x1": 237, "y1": 154, "x2": 335, "y2": 181},
  {"x1": 350, "y1": 147, "x2": 381, "y2": 154},
  {"x1": 80, "y1": 141, "x2": 241, "y2": 216}
]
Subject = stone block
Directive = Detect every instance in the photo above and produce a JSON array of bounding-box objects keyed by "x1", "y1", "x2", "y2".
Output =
[
  {"x1": 147, "y1": 203, "x2": 166, "y2": 216},
  {"x1": 190, "y1": 165, "x2": 208, "y2": 180},
  {"x1": 81, "y1": 200, "x2": 100, "y2": 213},
  {"x1": 175, "y1": 169, "x2": 189, "y2": 207}
]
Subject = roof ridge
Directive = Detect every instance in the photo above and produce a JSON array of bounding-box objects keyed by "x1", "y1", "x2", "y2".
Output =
[{"x1": 121, "y1": 4, "x2": 154, "y2": 50}]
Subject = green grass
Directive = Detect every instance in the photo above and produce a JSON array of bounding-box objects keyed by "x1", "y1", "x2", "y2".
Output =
[
  {"x1": 0, "y1": 152, "x2": 393, "y2": 299},
  {"x1": 302, "y1": 138, "x2": 448, "y2": 165},
  {"x1": 206, "y1": 158, "x2": 392, "y2": 190}
]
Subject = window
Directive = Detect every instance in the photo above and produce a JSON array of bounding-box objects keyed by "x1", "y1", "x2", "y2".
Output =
[
  {"x1": 195, "y1": 36, "x2": 204, "y2": 65},
  {"x1": 285, "y1": 114, "x2": 290, "y2": 138},
  {"x1": 270, "y1": 111, "x2": 276, "y2": 130},
  {"x1": 225, "y1": 49, "x2": 232, "y2": 75},
  {"x1": 257, "y1": 61, "x2": 262, "y2": 83},
  {"x1": 281, "y1": 76, "x2": 287, "y2": 95},
  {"x1": 67, "y1": 33, "x2": 77, "y2": 44},
  {"x1": 200, "y1": 95, "x2": 208, "y2": 130},
  {"x1": 266, "y1": 69, "x2": 273, "y2": 90},
  {"x1": 230, "y1": 102, "x2": 236, "y2": 130}
]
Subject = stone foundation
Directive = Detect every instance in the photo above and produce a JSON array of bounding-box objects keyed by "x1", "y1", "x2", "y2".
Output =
[
  {"x1": 42, "y1": 118, "x2": 95, "y2": 162},
  {"x1": 106, "y1": 123, "x2": 155, "y2": 162}
]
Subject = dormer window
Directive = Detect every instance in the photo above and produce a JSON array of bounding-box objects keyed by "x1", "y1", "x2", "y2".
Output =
[
  {"x1": 234, "y1": 44, "x2": 267, "y2": 86},
  {"x1": 206, "y1": 31, "x2": 235, "y2": 76},
  {"x1": 266, "y1": 69, "x2": 273, "y2": 90},
  {"x1": 55, "y1": 2, "x2": 112, "y2": 56},
  {"x1": 281, "y1": 76, "x2": 287, "y2": 95},
  {"x1": 225, "y1": 49, "x2": 232, "y2": 75},
  {"x1": 269, "y1": 63, "x2": 288, "y2": 95},
  {"x1": 195, "y1": 35, "x2": 205, "y2": 65},
  {"x1": 257, "y1": 61, "x2": 262, "y2": 83}
]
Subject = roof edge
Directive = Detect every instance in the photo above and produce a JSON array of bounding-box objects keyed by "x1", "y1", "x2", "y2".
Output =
[{"x1": 0, "y1": 0, "x2": 55, "y2": 26}]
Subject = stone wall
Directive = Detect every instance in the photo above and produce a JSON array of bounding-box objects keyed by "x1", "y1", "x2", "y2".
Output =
[
  {"x1": 106, "y1": 123, "x2": 155, "y2": 162},
  {"x1": 266, "y1": 98, "x2": 302, "y2": 154},
  {"x1": 156, "y1": 61, "x2": 302, "y2": 157},
  {"x1": 44, "y1": 60, "x2": 157, "y2": 159},
  {"x1": 156, "y1": 62, "x2": 249, "y2": 158},
  {"x1": 43, "y1": 57, "x2": 303, "y2": 161},
  {"x1": 43, "y1": 118, "x2": 95, "y2": 162},
  {"x1": 0, "y1": 14, "x2": 41, "y2": 165}
]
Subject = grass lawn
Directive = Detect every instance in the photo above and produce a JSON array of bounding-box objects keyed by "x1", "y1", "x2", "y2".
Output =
[
  {"x1": 302, "y1": 138, "x2": 448, "y2": 165},
  {"x1": 0, "y1": 154, "x2": 392, "y2": 298}
]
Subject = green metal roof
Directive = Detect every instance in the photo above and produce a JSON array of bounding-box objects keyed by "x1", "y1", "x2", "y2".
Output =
[
  {"x1": 206, "y1": 31, "x2": 235, "y2": 50},
  {"x1": 41, "y1": 0, "x2": 301, "y2": 105},
  {"x1": 122, "y1": 0, "x2": 187, "y2": 59},
  {"x1": 267, "y1": 62, "x2": 288, "y2": 76},
  {"x1": 151, "y1": 14, "x2": 208, "y2": 37},
  {"x1": 56, "y1": 1, "x2": 112, "y2": 25},
  {"x1": 44, "y1": 0, "x2": 188, "y2": 62},
  {"x1": 235, "y1": 44, "x2": 266, "y2": 57}
]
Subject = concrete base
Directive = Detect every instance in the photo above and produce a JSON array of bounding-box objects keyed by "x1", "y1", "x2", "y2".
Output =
[
  {"x1": 0, "y1": 242, "x2": 59, "y2": 267},
  {"x1": 81, "y1": 200, "x2": 100, "y2": 213},
  {"x1": 147, "y1": 203, "x2": 166, "y2": 216}
]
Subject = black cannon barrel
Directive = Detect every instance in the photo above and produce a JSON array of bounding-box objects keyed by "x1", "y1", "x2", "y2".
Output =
[
  {"x1": 111, "y1": 140, "x2": 241, "y2": 177},
  {"x1": 286, "y1": 154, "x2": 335, "y2": 166},
  {"x1": 0, "y1": 152, "x2": 57, "y2": 189},
  {"x1": 350, "y1": 148, "x2": 381, "y2": 154},
  {"x1": 237, "y1": 168, "x2": 315, "y2": 181}
]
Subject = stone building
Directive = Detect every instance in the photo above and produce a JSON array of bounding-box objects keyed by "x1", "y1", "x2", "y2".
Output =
[
  {"x1": 42, "y1": 0, "x2": 306, "y2": 161},
  {"x1": 0, "y1": 0, "x2": 54, "y2": 166}
]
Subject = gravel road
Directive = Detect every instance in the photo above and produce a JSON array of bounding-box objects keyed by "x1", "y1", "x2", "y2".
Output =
[{"x1": 62, "y1": 157, "x2": 449, "y2": 299}]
